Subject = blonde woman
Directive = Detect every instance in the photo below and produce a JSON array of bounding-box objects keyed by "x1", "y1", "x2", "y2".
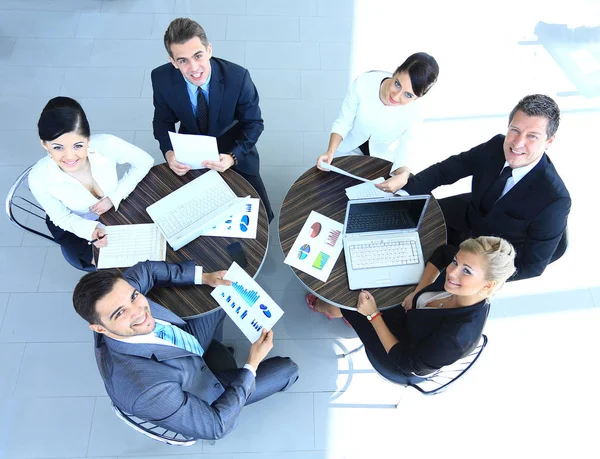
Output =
[{"x1": 310, "y1": 237, "x2": 516, "y2": 376}]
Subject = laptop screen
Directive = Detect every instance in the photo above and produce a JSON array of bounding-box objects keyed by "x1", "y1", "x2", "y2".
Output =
[{"x1": 345, "y1": 197, "x2": 428, "y2": 234}]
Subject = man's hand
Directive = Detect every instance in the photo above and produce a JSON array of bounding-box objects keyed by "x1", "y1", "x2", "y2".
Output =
[
  {"x1": 165, "y1": 150, "x2": 191, "y2": 176},
  {"x1": 375, "y1": 167, "x2": 411, "y2": 194},
  {"x1": 91, "y1": 226, "x2": 108, "y2": 248},
  {"x1": 357, "y1": 290, "x2": 379, "y2": 316},
  {"x1": 202, "y1": 270, "x2": 232, "y2": 288},
  {"x1": 89, "y1": 197, "x2": 114, "y2": 216},
  {"x1": 202, "y1": 154, "x2": 235, "y2": 173},
  {"x1": 316, "y1": 151, "x2": 334, "y2": 171},
  {"x1": 247, "y1": 328, "x2": 274, "y2": 369}
]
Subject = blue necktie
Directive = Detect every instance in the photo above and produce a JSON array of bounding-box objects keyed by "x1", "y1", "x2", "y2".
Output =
[
  {"x1": 153, "y1": 322, "x2": 204, "y2": 357},
  {"x1": 196, "y1": 87, "x2": 209, "y2": 134}
]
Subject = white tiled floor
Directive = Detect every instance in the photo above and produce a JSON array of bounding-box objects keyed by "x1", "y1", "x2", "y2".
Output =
[{"x1": 0, "y1": 1, "x2": 599, "y2": 458}]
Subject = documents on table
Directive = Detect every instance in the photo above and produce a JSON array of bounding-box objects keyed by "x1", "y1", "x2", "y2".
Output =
[
  {"x1": 319, "y1": 161, "x2": 375, "y2": 183},
  {"x1": 97, "y1": 224, "x2": 166, "y2": 269},
  {"x1": 168, "y1": 131, "x2": 220, "y2": 169},
  {"x1": 211, "y1": 262, "x2": 284, "y2": 343},
  {"x1": 200, "y1": 197, "x2": 259, "y2": 239},
  {"x1": 284, "y1": 211, "x2": 344, "y2": 282},
  {"x1": 345, "y1": 178, "x2": 408, "y2": 200}
]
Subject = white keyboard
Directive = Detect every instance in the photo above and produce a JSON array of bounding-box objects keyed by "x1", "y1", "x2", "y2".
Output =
[
  {"x1": 349, "y1": 240, "x2": 419, "y2": 270},
  {"x1": 154, "y1": 186, "x2": 233, "y2": 238}
]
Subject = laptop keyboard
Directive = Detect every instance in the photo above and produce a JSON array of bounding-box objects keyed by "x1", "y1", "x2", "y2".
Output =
[
  {"x1": 154, "y1": 186, "x2": 233, "y2": 238},
  {"x1": 346, "y1": 211, "x2": 412, "y2": 233},
  {"x1": 349, "y1": 240, "x2": 420, "y2": 270}
]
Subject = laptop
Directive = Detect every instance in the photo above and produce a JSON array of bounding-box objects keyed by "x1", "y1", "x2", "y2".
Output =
[
  {"x1": 147, "y1": 170, "x2": 248, "y2": 251},
  {"x1": 342, "y1": 195, "x2": 430, "y2": 290}
]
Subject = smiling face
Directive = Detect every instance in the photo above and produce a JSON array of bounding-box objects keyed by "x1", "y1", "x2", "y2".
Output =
[
  {"x1": 444, "y1": 250, "x2": 495, "y2": 299},
  {"x1": 503, "y1": 110, "x2": 554, "y2": 169},
  {"x1": 89, "y1": 278, "x2": 156, "y2": 339},
  {"x1": 169, "y1": 37, "x2": 212, "y2": 87},
  {"x1": 41, "y1": 131, "x2": 89, "y2": 173},
  {"x1": 380, "y1": 71, "x2": 418, "y2": 106}
]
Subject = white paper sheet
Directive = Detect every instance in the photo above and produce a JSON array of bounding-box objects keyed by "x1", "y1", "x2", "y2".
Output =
[
  {"x1": 345, "y1": 178, "x2": 408, "y2": 200},
  {"x1": 168, "y1": 131, "x2": 220, "y2": 169},
  {"x1": 319, "y1": 161, "x2": 375, "y2": 183},
  {"x1": 211, "y1": 262, "x2": 284, "y2": 343},
  {"x1": 283, "y1": 211, "x2": 344, "y2": 282},
  {"x1": 98, "y1": 224, "x2": 166, "y2": 269},
  {"x1": 200, "y1": 198, "x2": 259, "y2": 239}
]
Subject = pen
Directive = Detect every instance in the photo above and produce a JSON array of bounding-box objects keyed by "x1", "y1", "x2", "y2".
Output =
[{"x1": 88, "y1": 234, "x2": 106, "y2": 245}]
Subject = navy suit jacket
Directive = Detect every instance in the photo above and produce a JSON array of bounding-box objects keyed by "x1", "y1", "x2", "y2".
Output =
[
  {"x1": 93, "y1": 261, "x2": 255, "y2": 440},
  {"x1": 404, "y1": 134, "x2": 571, "y2": 280},
  {"x1": 151, "y1": 57, "x2": 264, "y2": 176}
]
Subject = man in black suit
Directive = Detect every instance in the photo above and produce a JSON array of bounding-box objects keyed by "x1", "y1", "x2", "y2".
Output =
[
  {"x1": 152, "y1": 18, "x2": 274, "y2": 221},
  {"x1": 377, "y1": 94, "x2": 570, "y2": 280}
]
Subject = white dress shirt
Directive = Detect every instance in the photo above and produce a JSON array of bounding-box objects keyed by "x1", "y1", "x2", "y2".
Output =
[
  {"x1": 500, "y1": 155, "x2": 543, "y2": 198},
  {"x1": 331, "y1": 70, "x2": 424, "y2": 171},
  {"x1": 29, "y1": 134, "x2": 154, "y2": 240}
]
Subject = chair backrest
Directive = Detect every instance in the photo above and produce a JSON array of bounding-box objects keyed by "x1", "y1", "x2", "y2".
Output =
[
  {"x1": 364, "y1": 334, "x2": 487, "y2": 396},
  {"x1": 409, "y1": 334, "x2": 488, "y2": 395},
  {"x1": 111, "y1": 404, "x2": 197, "y2": 446},
  {"x1": 5, "y1": 165, "x2": 55, "y2": 242}
]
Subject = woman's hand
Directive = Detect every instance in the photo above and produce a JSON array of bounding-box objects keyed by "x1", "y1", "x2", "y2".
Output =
[
  {"x1": 402, "y1": 289, "x2": 418, "y2": 311},
  {"x1": 316, "y1": 151, "x2": 334, "y2": 171},
  {"x1": 374, "y1": 167, "x2": 410, "y2": 194},
  {"x1": 357, "y1": 290, "x2": 379, "y2": 316},
  {"x1": 89, "y1": 197, "x2": 114, "y2": 216},
  {"x1": 202, "y1": 270, "x2": 232, "y2": 288},
  {"x1": 91, "y1": 226, "x2": 108, "y2": 248}
]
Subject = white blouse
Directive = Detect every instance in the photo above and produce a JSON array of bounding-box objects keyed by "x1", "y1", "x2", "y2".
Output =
[
  {"x1": 331, "y1": 70, "x2": 424, "y2": 171},
  {"x1": 29, "y1": 134, "x2": 154, "y2": 241}
]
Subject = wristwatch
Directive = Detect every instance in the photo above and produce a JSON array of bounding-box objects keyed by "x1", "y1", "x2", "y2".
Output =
[{"x1": 367, "y1": 310, "x2": 381, "y2": 322}]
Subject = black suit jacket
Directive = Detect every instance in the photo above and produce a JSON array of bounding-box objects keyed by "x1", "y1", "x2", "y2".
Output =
[
  {"x1": 151, "y1": 57, "x2": 264, "y2": 176},
  {"x1": 404, "y1": 134, "x2": 571, "y2": 280}
]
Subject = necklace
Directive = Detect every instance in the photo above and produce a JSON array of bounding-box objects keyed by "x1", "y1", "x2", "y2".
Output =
[{"x1": 437, "y1": 295, "x2": 454, "y2": 308}]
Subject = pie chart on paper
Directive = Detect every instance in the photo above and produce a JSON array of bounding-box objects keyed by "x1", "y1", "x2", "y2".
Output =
[
  {"x1": 310, "y1": 222, "x2": 322, "y2": 238},
  {"x1": 298, "y1": 244, "x2": 311, "y2": 260}
]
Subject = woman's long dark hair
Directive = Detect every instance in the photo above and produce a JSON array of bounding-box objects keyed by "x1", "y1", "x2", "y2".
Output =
[{"x1": 38, "y1": 96, "x2": 90, "y2": 142}]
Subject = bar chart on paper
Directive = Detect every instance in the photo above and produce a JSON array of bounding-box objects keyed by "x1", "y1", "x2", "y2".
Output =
[{"x1": 232, "y1": 281, "x2": 260, "y2": 306}]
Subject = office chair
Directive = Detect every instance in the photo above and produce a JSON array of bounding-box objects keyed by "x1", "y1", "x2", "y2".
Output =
[
  {"x1": 340, "y1": 335, "x2": 487, "y2": 401},
  {"x1": 5, "y1": 165, "x2": 96, "y2": 272},
  {"x1": 111, "y1": 340, "x2": 237, "y2": 446}
]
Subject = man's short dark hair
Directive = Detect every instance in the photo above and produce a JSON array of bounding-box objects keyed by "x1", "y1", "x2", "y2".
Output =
[
  {"x1": 164, "y1": 17, "x2": 208, "y2": 57},
  {"x1": 73, "y1": 270, "x2": 125, "y2": 325},
  {"x1": 509, "y1": 94, "x2": 560, "y2": 139}
]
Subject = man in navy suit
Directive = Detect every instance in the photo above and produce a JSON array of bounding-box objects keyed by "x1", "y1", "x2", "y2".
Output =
[
  {"x1": 73, "y1": 261, "x2": 298, "y2": 440},
  {"x1": 152, "y1": 18, "x2": 274, "y2": 221},
  {"x1": 377, "y1": 94, "x2": 570, "y2": 280}
]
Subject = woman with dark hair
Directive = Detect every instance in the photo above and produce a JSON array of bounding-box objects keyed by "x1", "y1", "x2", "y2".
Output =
[
  {"x1": 317, "y1": 52, "x2": 439, "y2": 174},
  {"x1": 29, "y1": 97, "x2": 154, "y2": 269}
]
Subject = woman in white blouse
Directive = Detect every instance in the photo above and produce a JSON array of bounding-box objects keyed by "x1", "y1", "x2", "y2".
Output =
[
  {"x1": 317, "y1": 52, "x2": 439, "y2": 174},
  {"x1": 29, "y1": 97, "x2": 154, "y2": 269}
]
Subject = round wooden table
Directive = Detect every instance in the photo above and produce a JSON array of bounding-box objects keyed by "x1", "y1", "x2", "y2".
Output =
[
  {"x1": 279, "y1": 156, "x2": 446, "y2": 310},
  {"x1": 98, "y1": 163, "x2": 269, "y2": 318}
]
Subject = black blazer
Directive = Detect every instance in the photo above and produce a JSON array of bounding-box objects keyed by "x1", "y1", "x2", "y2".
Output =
[
  {"x1": 151, "y1": 57, "x2": 264, "y2": 176},
  {"x1": 404, "y1": 134, "x2": 571, "y2": 280},
  {"x1": 387, "y1": 246, "x2": 490, "y2": 376}
]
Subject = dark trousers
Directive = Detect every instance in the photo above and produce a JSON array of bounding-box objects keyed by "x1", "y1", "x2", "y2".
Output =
[
  {"x1": 185, "y1": 309, "x2": 299, "y2": 404},
  {"x1": 341, "y1": 306, "x2": 410, "y2": 376},
  {"x1": 438, "y1": 193, "x2": 473, "y2": 246},
  {"x1": 236, "y1": 169, "x2": 274, "y2": 222},
  {"x1": 46, "y1": 217, "x2": 94, "y2": 269}
]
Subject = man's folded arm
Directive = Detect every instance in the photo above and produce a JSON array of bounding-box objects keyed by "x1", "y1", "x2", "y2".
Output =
[
  {"x1": 230, "y1": 70, "x2": 264, "y2": 164},
  {"x1": 132, "y1": 369, "x2": 256, "y2": 440},
  {"x1": 123, "y1": 261, "x2": 196, "y2": 296},
  {"x1": 151, "y1": 71, "x2": 178, "y2": 156},
  {"x1": 512, "y1": 197, "x2": 571, "y2": 280}
]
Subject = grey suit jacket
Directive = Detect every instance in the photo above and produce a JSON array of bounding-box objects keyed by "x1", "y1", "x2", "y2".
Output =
[{"x1": 94, "y1": 260, "x2": 255, "y2": 440}]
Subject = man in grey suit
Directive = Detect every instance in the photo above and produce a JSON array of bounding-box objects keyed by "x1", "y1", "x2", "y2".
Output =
[{"x1": 73, "y1": 260, "x2": 299, "y2": 440}]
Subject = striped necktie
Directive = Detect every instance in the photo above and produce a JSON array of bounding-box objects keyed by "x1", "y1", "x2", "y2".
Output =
[{"x1": 153, "y1": 321, "x2": 204, "y2": 357}]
